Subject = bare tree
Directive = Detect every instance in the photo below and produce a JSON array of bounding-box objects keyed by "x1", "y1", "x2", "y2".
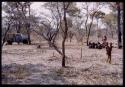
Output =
[
  {"x1": 2, "y1": 2, "x2": 33, "y2": 45},
  {"x1": 116, "y1": 2, "x2": 122, "y2": 48},
  {"x1": 2, "y1": 2, "x2": 18, "y2": 47},
  {"x1": 61, "y1": 2, "x2": 70, "y2": 67},
  {"x1": 33, "y1": 2, "x2": 72, "y2": 67},
  {"x1": 2, "y1": 17, "x2": 13, "y2": 47},
  {"x1": 16, "y1": 2, "x2": 32, "y2": 44},
  {"x1": 94, "y1": 11, "x2": 105, "y2": 41},
  {"x1": 107, "y1": 2, "x2": 123, "y2": 48},
  {"x1": 81, "y1": 2, "x2": 105, "y2": 45}
]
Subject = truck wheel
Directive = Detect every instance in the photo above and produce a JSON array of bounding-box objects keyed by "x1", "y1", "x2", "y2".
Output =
[
  {"x1": 23, "y1": 39, "x2": 28, "y2": 44},
  {"x1": 7, "y1": 40, "x2": 13, "y2": 45}
]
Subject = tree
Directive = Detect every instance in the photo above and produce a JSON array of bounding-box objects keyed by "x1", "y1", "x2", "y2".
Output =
[
  {"x1": 2, "y1": 16, "x2": 14, "y2": 47},
  {"x1": 2, "y1": 2, "x2": 17, "y2": 47},
  {"x1": 41, "y1": 2, "x2": 75, "y2": 67},
  {"x1": 108, "y1": 2, "x2": 123, "y2": 48},
  {"x1": 61, "y1": 2, "x2": 71, "y2": 67},
  {"x1": 2, "y1": 2, "x2": 32, "y2": 45},
  {"x1": 116, "y1": 2, "x2": 122, "y2": 48},
  {"x1": 16, "y1": 2, "x2": 32, "y2": 44},
  {"x1": 102, "y1": 12, "x2": 117, "y2": 38},
  {"x1": 26, "y1": 2, "x2": 32, "y2": 44},
  {"x1": 94, "y1": 11, "x2": 105, "y2": 41},
  {"x1": 80, "y1": 2, "x2": 105, "y2": 45}
]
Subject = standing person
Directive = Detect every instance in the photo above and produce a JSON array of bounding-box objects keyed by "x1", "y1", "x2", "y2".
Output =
[
  {"x1": 102, "y1": 35, "x2": 107, "y2": 48},
  {"x1": 106, "y1": 42, "x2": 113, "y2": 64},
  {"x1": 88, "y1": 41, "x2": 92, "y2": 48},
  {"x1": 104, "y1": 35, "x2": 107, "y2": 41}
]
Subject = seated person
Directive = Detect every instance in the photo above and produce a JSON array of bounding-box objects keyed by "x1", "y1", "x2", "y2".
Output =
[
  {"x1": 92, "y1": 42, "x2": 95, "y2": 48},
  {"x1": 88, "y1": 41, "x2": 92, "y2": 48}
]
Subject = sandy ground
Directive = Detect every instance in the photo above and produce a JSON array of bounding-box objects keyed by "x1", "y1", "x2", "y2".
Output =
[{"x1": 2, "y1": 39, "x2": 123, "y2": 85}]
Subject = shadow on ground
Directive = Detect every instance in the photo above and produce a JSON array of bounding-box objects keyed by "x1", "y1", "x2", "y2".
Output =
[{"x1": 2, "y1": 63, "x2": 70, "y2": 85}]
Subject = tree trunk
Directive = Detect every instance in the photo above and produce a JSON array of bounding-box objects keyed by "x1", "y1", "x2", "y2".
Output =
[
  {"x1": 28, "y1": 5, "x2": 31, "y2": 45},
  {"x1": 111, "y1": 30, "x2": 114, "y2": 39},
  {"x1": 117, "y1": 2, "x2": 122, "y2": 49},
  {"x1": 86, "y1": 28, "x2": 91, "y2": 45},
  {"x1": 17, "y1": 21, "x2": 21, "y2": 33},
  {"x1": 81, "y1": 47, "x2": 82, "y2": 59},
  {"x1": 32, "y1": 29, "x2": 69, "y2": 59},
  {"x1": 97, "y1": 19, "x2": 99, "y2": 42},
  {"x1": 62, "y1": 38, "x2": 66, "y2": 67},
  {"x1": 27, "y1": 27, "x2": 31, "y2": 45},
  {"x1": 85, "y1": 14, "x2": 89, "y2": 45},
  {"x1": 48, "y1": 40, "x2": 53, "y2": 47},
  {"x1": 86, "y1": 17, "x2": 94, "y2": 45},
  {"x1": 26, "y1": 23, "x2": 31, "y2": 45},
  {"x1": 2, "y1": 24, "x2": 10, "y2": 47},
  {"x1": 106, "y1": 28, "x2": 108, "y2": 36},
  {"x1": 85, "y1": 6, "x2": 89, "y2": 45},
  {"x1": 69, "y1": 32, "x2": 73, "y2": 43},
  {"x1": 16, "y1": 21, "x2": 18, "y2": 32},
  {"x1": 62, "y1": 3, "x2": 69, "y2": 67}
]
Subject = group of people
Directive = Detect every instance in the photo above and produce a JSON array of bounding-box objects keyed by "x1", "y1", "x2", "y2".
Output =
[
  {"x1": 88, "y1": 36, "x2": 108, "y2": 49},
  {"x1": 88, "y1": 35, "x2": 113, "y2": 64},
  {"x1": 88, "y1": 42, "x2": 103, "y2": 49}
]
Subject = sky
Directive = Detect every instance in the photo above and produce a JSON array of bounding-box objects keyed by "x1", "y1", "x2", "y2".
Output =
[
  {"x1": 30, "y1": 2, "x2": 112, "y2": 29},
  {"x1": 2, "y1": 2, "x2": 112, "y2": 29},
  {"x1": 31, "y1": 2, "x2": 112, "y2": 16}
]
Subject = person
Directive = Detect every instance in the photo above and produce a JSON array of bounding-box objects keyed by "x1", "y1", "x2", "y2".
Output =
[
  {"x1": 102, "y1": 35, "x2": 107, "y2": 48},
  {"x1": 106, "y1": 42, "x2": 113, "y2": 64},
  {"x1": 97, "y1": 42, "x2": 102, "y2": 49},
  {"x1": 37, "y1": 45, "x2": 41, "y2": 49},
  {"x1": 104, "y1": 35, "x2": 107, "y2": 41},
  {"x1": 88, "y1": 41, "x2": 92, "y2": 48},
  {"x1": 95, "y1": 43, "x2": 98, "y2": 49},
  {"x1": 92, "y1": 42, "x2": 95, "y2": 48}
]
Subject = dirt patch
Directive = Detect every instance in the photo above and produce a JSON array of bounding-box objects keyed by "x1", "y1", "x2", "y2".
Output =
[{"x1": 2, "y1": 39, "x2": 123, "y2": 85}]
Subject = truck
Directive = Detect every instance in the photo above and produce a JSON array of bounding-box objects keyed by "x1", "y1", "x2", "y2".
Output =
[{"x1": 6, "y1": 33, "x2": 29, "y2": 45}]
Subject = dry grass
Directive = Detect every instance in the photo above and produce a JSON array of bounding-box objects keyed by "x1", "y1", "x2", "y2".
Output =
[
  {"x1": 2, "y1": 65, "x2": 30, "y2": 84},
  {"x1": 2, "y1": 38, "x2": 123, "y2": 85}
]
